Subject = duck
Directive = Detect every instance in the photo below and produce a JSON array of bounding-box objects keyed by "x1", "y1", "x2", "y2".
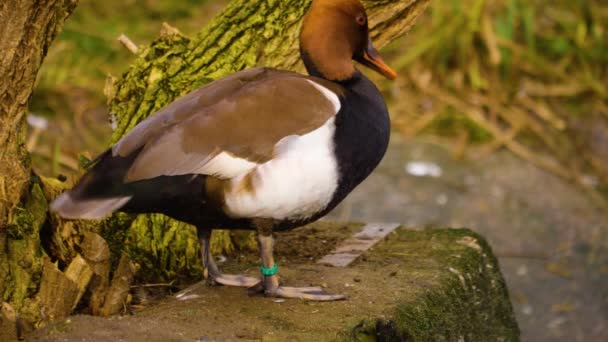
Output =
[{"x1": 51, "y1": 0, "x2": 396, "y2": 301}]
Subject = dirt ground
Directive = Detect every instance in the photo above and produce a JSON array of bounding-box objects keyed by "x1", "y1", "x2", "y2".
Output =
[{"x1": 327, "y1": 135, "x2": 608, "y2": 341}]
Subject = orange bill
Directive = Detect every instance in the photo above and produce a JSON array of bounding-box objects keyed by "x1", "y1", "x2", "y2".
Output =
[{"x1": 360, "y1": 39, "x2": 397, "y2": 80}]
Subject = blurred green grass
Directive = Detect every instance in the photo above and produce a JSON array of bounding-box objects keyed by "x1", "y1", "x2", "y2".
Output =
[
  {"x1": 30, "y1": 0, "x2": 608, "y2": 193},
  {"x1": 35, "y1": 0, "x2": 215, "y2": 95}
]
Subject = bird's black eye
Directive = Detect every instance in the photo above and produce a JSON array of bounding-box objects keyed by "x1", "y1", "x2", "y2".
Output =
[{"x1": 356, "y1": 13, "x2": 367, "y2": 26}]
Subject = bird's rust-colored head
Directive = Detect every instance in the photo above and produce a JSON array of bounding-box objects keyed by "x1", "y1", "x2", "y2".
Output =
[{"x1": 300, "y1": 0, "x2": 397, "y2": 81}]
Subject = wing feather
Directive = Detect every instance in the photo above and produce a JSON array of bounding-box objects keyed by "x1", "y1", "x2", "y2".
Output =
[{"x1": 112, "y1": 68, "x2": 342, "y2": 182}]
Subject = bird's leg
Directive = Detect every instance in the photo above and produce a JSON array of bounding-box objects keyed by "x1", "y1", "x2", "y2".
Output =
[
  {"x1": 198, "y1": 229, "x2": 259, "y2": 287},
  {"x1": 257, "y1": 233, "x2": 346, "y2": 301},
  {"x1": 258, "y1": 234, "x2": 280, "y2": 291}
]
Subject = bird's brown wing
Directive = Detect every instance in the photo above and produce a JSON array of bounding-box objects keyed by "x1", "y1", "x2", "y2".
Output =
[{"x1": 111, "y1": 67, "x2": 343, "y2": 182}]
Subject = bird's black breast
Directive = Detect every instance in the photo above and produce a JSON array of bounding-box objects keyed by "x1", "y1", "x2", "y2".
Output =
[{"x1": 327, "y1": 72, "x2": 391, "y2": 210}]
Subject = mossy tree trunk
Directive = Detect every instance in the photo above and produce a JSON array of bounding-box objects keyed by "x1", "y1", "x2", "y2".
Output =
[
  {"x1": 0, "y1": 0, "x2": 430, "y2": 331},
  {"x1": 0, "y1": 0, "x2": 78, "y2": 325},
  {"x1": 109, "y1": 0, "x2": 429, "y2": 140}
]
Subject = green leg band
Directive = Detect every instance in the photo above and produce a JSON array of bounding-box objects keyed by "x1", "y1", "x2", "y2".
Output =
[{"x1": 260, "y1": 263, "x2": 278, "y2": 276}]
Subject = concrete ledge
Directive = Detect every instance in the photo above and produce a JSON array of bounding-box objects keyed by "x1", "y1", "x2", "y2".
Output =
[
  {"x1": 352, "y1": 227, "x2": 520, "y2": 341},
  {"x1": 30, "y1": 223, "x2": 520, "y2": 341}
]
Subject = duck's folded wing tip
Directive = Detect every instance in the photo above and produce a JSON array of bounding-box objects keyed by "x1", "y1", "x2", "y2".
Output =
[{"x1": 50, "y1": 192, "x2": 132, "y2": 220}]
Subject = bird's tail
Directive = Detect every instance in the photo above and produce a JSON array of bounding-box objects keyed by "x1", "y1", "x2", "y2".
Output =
[
  {"x1": 51, "y1": 149, "x2": 136, "y2": 219},
  {"x1": 51, "y1": 192, "x2": 131, "y2": 220}
]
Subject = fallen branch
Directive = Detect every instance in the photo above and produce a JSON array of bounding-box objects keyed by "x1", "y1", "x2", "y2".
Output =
[{"x1": 117, "y1": 34, "x2": 139, "y2": 54}]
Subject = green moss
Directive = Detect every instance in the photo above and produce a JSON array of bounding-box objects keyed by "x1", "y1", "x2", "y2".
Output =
[
  {"x1": 352, "y1": 229, "x2": 519, "y2": 341},
  {"x1": 95, "y1": 212, "x2": 137, "y2": 269},
  {"x1": 229, "y1": 230, "x2": 258, "y2": 252},
  {"x1": 122, "y1": 214, "x2": 201, "y2": 283},
  {"x1": 3, "y1": 180, "x2": 48, "y2": 320}
]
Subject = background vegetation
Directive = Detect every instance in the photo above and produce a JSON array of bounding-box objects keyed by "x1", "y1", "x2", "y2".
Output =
[{"x1": 386, "y1": 0, "x2": 608, "y2": 196}]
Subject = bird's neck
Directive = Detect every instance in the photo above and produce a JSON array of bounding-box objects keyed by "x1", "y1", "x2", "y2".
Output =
[{"x1": 301, "y1": 49, "x2": 356, "y2": 82}]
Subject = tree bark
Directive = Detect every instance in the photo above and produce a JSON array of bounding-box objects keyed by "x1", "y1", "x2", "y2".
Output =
[
  {"x1": 0, "y1": 0, "x2": 78, "y2": 226},
  {"x1": 108, "y1": 0, "x2": 429, "y2": 141},
  {"x1": 0, "y1": 0, "x2": 78, "y2": 327}
]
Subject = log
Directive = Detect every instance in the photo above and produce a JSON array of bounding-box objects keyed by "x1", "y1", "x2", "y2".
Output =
[
  {"x1": 80, "y1": 231, "x2": 111, "y2": 315},
  {"x1": 0, "y1": 302, "x2": 18, "y2": 341},
  {"x1": 108, "y1": 0, "x2": 430, "y2": 140},
  {"x1": 36, "y1": 256, "x2": 92, "y2": 322},
  {"x1": 64, "y1": 255, "x2": 94, "y2": 311},
  {"x1": 100, "y1": 253, "x2": 137, "y2": 317}
]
